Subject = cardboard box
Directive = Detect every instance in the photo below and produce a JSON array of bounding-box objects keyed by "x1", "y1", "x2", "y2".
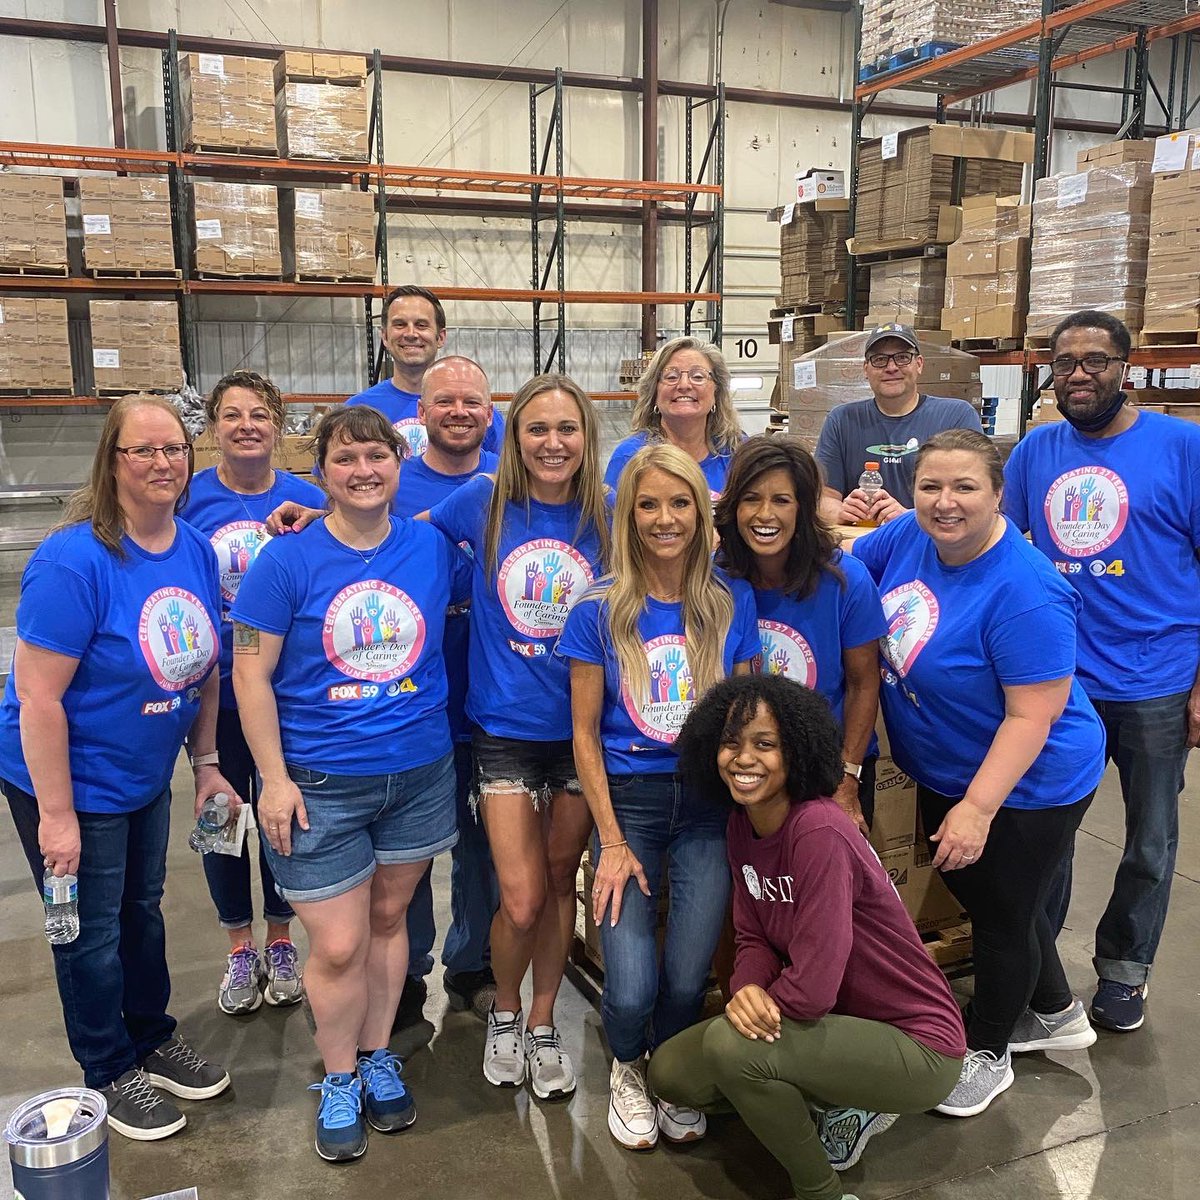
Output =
[
  {"x1": 179, "y1": 52, "x2": 277, "y2": 153},
  {"x1": 189, "y1": 182, "x2": 282, "y2": 277},
  {"x1": 879, "y1": 846, "x2": 968, "y2": 935},
  {"x1": 0, "y1": 176, "x2": 68, "y2": 272},
  {"x1": 275, "y1": 79, "x2": 369, "y2": 161},
  {"x1": 280, "y1": 188, "x2": 376, "y2": 280},
  {"x1": 0, "y1": 297, "x2": 72, "y2": 390},
  {"x1": 859, "y1": 0, "x2": 1040, "y2": 68},
  {"x1": 870, "y1": 757, "x2": 917, "y2": 853},
  {"x1": 79, "y1": 178, "x2": 175, "y2": 275},
  {"x1": 796, "y1": 169, "x2": 845, "y2": 202},
  {"x1": 88, "y1": 300, "x2": 183, "y2": 394}
]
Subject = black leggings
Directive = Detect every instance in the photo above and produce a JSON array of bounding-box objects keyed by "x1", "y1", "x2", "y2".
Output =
[{"x1": 917, "y1": 785, "x2": 1095, "y2": 1056}]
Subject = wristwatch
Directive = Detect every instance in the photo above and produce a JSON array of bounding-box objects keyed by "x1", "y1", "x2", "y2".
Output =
[{"x1": 843, "y1": 760, "x2": 863, "y2": 781}]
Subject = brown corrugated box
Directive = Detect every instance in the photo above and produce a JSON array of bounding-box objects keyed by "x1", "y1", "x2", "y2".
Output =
[
  {"x1": 79, "y1": 178, "x2": 175, "y2": 274},
  {"x1": 88, "y1": 300, "x2": 183, "y2": 394},
  {"x1": 274, "y1": 52, "x2": 369, "y2": 161},
  {"x1": 279, "y1": 188, "x2": 375, "y2": 280},
  {"x1": 189, "y1": 182, "x2": 282, "y2": 277},
  {"x1": 1143, "y1": 160, "x2": 1200, "y2": 333},
  {"x1": 865, "y1": 256, "x2": 947, "y2": 329},
  {"x1": 179, "y1": 52, "x2": 277, "y2": 153},
  {"x1": 0, "y1": 176, "x2": 68, "y2": 272},
  {"x1": 0, "y1": 298, "x2": 72, "y2": 390},
  {"x1": 274, "y1": 51, "x2": 366, "y2": 86}
]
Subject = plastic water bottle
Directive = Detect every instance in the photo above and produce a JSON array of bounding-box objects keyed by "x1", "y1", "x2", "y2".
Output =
[
  {"x1": 857, "y1": 461, "x2": 884, "y2": 527},
  {"x1": 43, "y1": 869, "x2": 79, "y2": 945},
  {"x1": 188, "y1": 792, "x2": 231, "y2": 854}
]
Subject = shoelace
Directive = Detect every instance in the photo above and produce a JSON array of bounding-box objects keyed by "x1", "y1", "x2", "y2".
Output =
[
  {"x1": 612, "y1": 1064, "x2": 654, "y2": 1117},
  {"x1": 490, "y1": 1012, "x2": 522, "y2": 1053},
  {"x1": 526, "y1": 1028, "x2": 562, "y2": 1061},
  {"x1": 226, "y1": 946, "x2": 259, "y2": 989},
  {"x1": 308, "y1": 1078, "x2": 362, "y2": 1128},
  {"x1": 358, "y1": 1052, "x2": 407, "y2": 1101},
  {"x1": 117, "y1": 1070, "x2": 164, "y2": 1113},
  {"x1": 265, "y1": 940, "x2": 297, "y2": 980},
  {"x1": 158, "y1": 1038, "x2": 210, "y2": 1073},
  {"x1": 961, "y1": 1049, "x2": 1005, "y2": 1081}
]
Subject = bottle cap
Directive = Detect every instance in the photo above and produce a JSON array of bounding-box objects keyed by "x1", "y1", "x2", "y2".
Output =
[{"x1": 864, "y1": 461, "x2": 880, "y2": 470}]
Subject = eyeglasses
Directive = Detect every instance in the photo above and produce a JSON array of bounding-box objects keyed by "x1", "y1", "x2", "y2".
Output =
[
  {"x1": 115, "y1": 443, "x2": 193, "y2": 463},
  {"x1": 866, "y1": 351, "x2": 916, "y2": 369},
  {"x1": 1049, "y1": 354, "x2": 1125, "y2": 377},
  {"x1": 660, "y1": 368, "x2": 714, "y2": 386}
]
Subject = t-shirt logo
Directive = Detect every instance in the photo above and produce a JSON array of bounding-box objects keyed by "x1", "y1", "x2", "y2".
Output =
[
  {"x1": 322, "y1": 580, "x2": 426, "y2": 682},
  {"x1": 1043, "y1": 466, "x2": 1129, "y2": 558},
  {"x1": 138, "y1": 587, "x2": 218, "y2": 691},
  {"x1": 742, "y1": 864, "x2": 762, "y2": 899},
  {"x1": 867, "y1": 437, "x2": 920, "y2": 459},
  {"x1": 757, "y1": 619, "x2": 818, "y2": 688},
  {"x1": 497, "y1": 538, "x2": 594, "y2": 639},
  {"x1": 209, "y1": 520, "x2": 270, "y2": 603},
  {"x1": 622, "y1": 633, "x2": 694, "y2": 743},
  {"x1": 393, "y1": 417, "x2": 428, "y2": 460},
  {"x1": 880, "y1": 581, "x2": 938, "y2": 676}
]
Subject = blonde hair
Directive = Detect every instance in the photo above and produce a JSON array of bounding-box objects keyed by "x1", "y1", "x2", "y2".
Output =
[
  {"x1": 594, "y1": 442, "x2": 733, "y2": 710},
  {"x1": 55, "y1": 393, "x2": 193, "y2": 557},
  {"x1": 631, "y1": 337, "x2": 742, "y2": 455},
  {"x1": 483, "y1": 373, "x2": 611, "y2": 579}
]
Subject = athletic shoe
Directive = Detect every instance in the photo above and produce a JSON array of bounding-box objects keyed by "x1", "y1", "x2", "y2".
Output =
[
  {"x1": 356, "y1": 1048, "x2": 417, "y2": 1133},
  {"x1": 483, "y1": 1007, "x2": 526, "y2": 1087},
  {"x1": 391, "y1": 976, "x2": 428, "y2": 1033},
  {"x1": 217, "y1": 943, "x2": 264, "y2": 1015},
  {"x1": 309, "y1": 1073, "x2": 367, "y2": 1162},
  {"x1": 1009, "y1": 999, "x2": 1097, "y2": 1053},
  {"x1": 141, "y1": 1036, "x2": 231, "y2": 1101},
  {"x1": 445, "y1": 966, "x2": 497, "y2": 1021},
  {"x1": 608, "y1": 1058, "x2": 657, "y2": 1150},
  {"x1": 656, "y1": 1100, "x2": 707, "y2": 1143},
  {"x1": 98, "y1": 1068, "x2": 186, "y2": 1142},
  {"x1": 524, "y1": 1025, "x2": 576, "y2": 1099},
  {"x1": 1090, "y1": 979, "x2": 1147, "y2": 1032},
  {"x1": 819, "y1": 1107, "x2": 898, "y2": 1170},
  {"x1": 263, "y1": 938, "x2": 304, "y2": 1007},
  {"x1": 935, "y1": 1048, "x2": 1014, "y2": 1118}
]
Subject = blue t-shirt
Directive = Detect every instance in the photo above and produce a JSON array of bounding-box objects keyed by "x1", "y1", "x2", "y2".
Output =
[
  {"x1": 751, "y1": 550, "x2": 888, "y2": 737},
  {"x1": 1004, "y1": 410, "x2": 1200, "y2": 702},
  {"x1": 0, "y1": 522, "x2": 222, "y2": 814},
  {"x1": 851, "y1": 513, "x2": 1105, "y2": 809},
  {"x1": 603, "y1": 431, "x2": 735, "y2": 501},
  {"x1": 428, "y1": 474, "x2": 608, "y2": 741},
  {"x1": 179, "y1": 467, "x2": 326, "y2": 709},
  {"x1": 230, "y1": 516, "x2": 470, "y2": 775},
  {"x1": 558, "y1": 573, "x2": 760, "y2": 775},
  {"x1": 346, "y1": 378, "x2": 505, "y2": 460}
]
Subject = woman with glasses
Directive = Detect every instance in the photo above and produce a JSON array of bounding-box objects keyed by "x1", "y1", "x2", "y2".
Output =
[
  {"x1": 604, "y1": 337, "x2": 745, "y2": 501},
  {"x1": 179, "y1": 370, "x2": 325, "y2": 1017},
  {"x1": 0, "y1": 395, "x2": 233, "y2": 1142}
]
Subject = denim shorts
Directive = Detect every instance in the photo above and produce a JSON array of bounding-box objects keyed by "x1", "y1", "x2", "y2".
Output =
[
  {"x1": 262, "y1": 751, "x2": 458, "y2": 904},
  {"x1": 471, "y1": 726, "x2": 581, "y2": 808}
]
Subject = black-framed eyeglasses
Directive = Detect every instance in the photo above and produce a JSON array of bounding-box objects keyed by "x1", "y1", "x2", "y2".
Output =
[
  {"x1": 866, "y1": 351, "x2": 916, "y2": 369},
  {"x1": 660, "y1": 368, "x2": 714, "y2": 386},
  {"x1": 1049, "y1": 354, "x2": 1125, "y2": 377},
  {"x1": 115, "y1": 443, "x2": 193, "y2": 463}
]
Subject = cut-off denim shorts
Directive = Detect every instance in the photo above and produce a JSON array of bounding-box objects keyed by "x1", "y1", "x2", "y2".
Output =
[{"x1": 471, "y1": 726, "x2": 581, "y2": 811}]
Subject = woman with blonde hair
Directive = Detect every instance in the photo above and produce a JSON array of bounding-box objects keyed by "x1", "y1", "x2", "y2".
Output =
[
  {"x1": 604, "y1": 337, "x2": 744, "y2": 499},
  {"x1": 559, "y1": 442, "x2": 759, "y2": 1151},
  {"x1": 427, "y1": 372, "x2": 610, "y2": 1101}
]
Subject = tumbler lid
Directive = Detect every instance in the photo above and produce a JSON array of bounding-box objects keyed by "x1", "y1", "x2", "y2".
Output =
[{"x1": 5, "y1": 1088, "x2": 108, "y2": 1168}]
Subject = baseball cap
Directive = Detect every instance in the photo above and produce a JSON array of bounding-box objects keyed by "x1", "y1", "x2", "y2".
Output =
[{"x1": 864, "y1": 323, "x2": 921, "y2": 356}]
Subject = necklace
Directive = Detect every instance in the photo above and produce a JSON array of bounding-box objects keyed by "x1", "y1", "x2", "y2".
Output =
[
  {"x1": 327, "y1": 515, "x2": 391, "y2": 570},
  {"x1": 220, "y1": 466, "x2": 276, "y2": 526}
]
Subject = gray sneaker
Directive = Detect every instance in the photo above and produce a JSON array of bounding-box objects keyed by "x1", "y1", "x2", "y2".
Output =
[
  {"x1": 99, "y1": 1068, "x2": 186, "y2": 1141},
  {"x1": 263, "y1": 938, "x2": 304, "y2": 1007},
  {"x1": 1009, "y1": 999, "x2": 1097, "y2": 1053},
  {"x1": 524, "y1": 1025, "x2": 576, "y2": 1100},
  {"x1": 218, "y1": 944, "x2": 264, "y2": 1015},
  {"x1": 819, "y1": 1107, "x2": 899, "y2": 1170},
  {"x1": 935, "y1": 1048, "x2": 1014, "y2": 1118},
  {"x1": 142, "y1": 1036, "x2": 231, "y2": 1101}
]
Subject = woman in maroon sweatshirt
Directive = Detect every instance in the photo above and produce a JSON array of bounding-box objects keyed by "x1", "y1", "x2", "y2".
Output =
[{"x1": 649, "y1": 674, "x2": 964, "y2": 1200}]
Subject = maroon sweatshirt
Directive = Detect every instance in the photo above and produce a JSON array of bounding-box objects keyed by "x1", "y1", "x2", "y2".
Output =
[{"x1": 728, "y1": 797, "x2": 966, "y2": 1059}]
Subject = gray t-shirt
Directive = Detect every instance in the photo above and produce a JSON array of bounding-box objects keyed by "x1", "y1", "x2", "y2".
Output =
[{"x1": 814, "y1": 394, "x2": 983, "y2": 508}]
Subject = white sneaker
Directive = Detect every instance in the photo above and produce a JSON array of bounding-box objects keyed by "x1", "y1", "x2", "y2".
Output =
[
  {"x1": 525, "y1": 1025, "x2": 576, "y2": 1100},
  {"x1": 483, "y1": 1007, "x2": 526, "y2": 1088},
  {"x1": 935, "y1": 1048, "x2": 1014, "y2": 1117},
  {"x1": 608, "y1": 1058, "x2": 658, "y2": 1150},
  {"x1": 656, "y1": 1099, "x2": 706, "y2": 1143},
  {"x1": 1009, "y1": 999, "x2": 1097, "y2": 1053}
]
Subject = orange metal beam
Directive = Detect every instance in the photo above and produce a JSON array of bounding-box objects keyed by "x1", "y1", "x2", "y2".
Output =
[
  {"x1": 0, "y1": 140, "x2": 177, "y2": 172},
  {"x1": 1043, "y1": 0, "x2": 1134, "y2": 32}
]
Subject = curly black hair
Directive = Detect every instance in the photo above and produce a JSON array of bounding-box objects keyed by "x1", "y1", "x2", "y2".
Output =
[{"x1": 676, "y1": 674, "x2": 844, "y2": 810}]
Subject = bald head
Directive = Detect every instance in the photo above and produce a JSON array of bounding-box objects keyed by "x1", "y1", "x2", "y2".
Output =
[
  {"x1": 421, "y1": 356, "x2": 490, "y2": 400},
  {"x1": 419, "y1": 356, "x2": 493, "y2": 460}
]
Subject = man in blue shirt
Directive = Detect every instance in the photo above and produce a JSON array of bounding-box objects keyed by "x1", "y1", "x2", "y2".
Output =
[
  {"x1": 816, "y1": 324, "x2": 982, "y2": 526},
  {"x1": 1004, "y1": 309, "x2": 1200, "y2": 1035},
  {"x1": 346, "y1": 285, "x2": 504, "y2": 459}
]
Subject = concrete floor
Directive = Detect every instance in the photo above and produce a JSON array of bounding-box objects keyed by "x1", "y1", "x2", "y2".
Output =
[{"x1": 1, "y1": 757, "x2": 1197, "y2": 1200}]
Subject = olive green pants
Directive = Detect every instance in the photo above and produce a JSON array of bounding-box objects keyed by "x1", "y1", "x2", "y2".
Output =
[{"x1": 649, "y1": 1012, "x2": 961, "y2": 1200}]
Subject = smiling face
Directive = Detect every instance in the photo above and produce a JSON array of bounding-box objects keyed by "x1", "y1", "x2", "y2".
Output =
[
  {"x1": 517, "y1": 388, "x2": 585, "y2": 502},
  {"x1": 633, "y1": 466, "x2": 700, "y2": 567},
  {"x1": 1051, "y1": 325, "x2": 1126, "y2": 424},
  {"x1": 114, "y1": 404, "x2": 191, "y2": 516},
  {"x1": 913, "y1": 448, "x2": 1001, "y2": 564},
  {"x1": 419, "y1": 360, "x2": 492, "y2": 458},
  {"x1": 863, "y1": 336, "x2": 923, "y2": 409},
  {"x1": 717, "y1": 701, "x2": 790, "y2": 813},
  {"x1": 655, "y1": 348, "x2": 717, "y2": 433},
  {"x1": 735, "y1": 467, "x2": 799, "y2": 577},
  {"x1": 213, "y1": 385, "x2": 277, "y2": 469},
  {"x1": 321, "y1": 436, "x2": 400, "y2": 516},
  {"x1": 380, "y1": 295, "x2": 446, "y2": 375}
]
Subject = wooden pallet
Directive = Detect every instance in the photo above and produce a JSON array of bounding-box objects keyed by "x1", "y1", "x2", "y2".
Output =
[
  {"x1": 193, "y1": 272, "x2": 285, "y2": 281},
  {"x1": 281, "y1": 72, "x2": 365, "y2": 87},
  {"x1": 95, "y1": 386, "x2": 180, "y2": 398},
  {"x1": 284, "y1": 272, "x2": 375, "y2": 285},
  {"x1": 84, "y1": 267, "x2": 182, "y2": 280},
  {"x1": 186, "y1": 143, "x2": 277, "y2": 157},
  {"x1": 1137, "y1": 329, "x2": 1200, "y2": 350},
  {"x1": 0, "y1": 263, "x2": 69, "y2": 276},
  {"x1": 851, "y1": 243, "x2": 949, "y2": 264},
  {"x1": 769, "y1": 302, "x2": 822, "y2": 319},
  {"x1": 0, "y1": 387, "x2": 74, "y2": 398},
  {"x1": 954, "y1": 336, "x2": 1023, "y2": 353},
  {"x1": 922, "y1": 921, "x2": 973, "y2": 972},
  {"x1": 1028, "y1": 331, "x2": 1148, "y2": 351}
]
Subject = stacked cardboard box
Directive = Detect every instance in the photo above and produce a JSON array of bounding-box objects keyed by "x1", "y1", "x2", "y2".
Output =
[
  {"x1": 279, "y1": 188, "x2": 376, "y2": 280},
  {"x1": 859, "y1": 0, "x2": 1040, "y2": 70},
  {"x1": 1144, "y1": 142, "x2": 1200, "y2": 335},
  {"x1": 0, "y1": 176, "x2": 67, "y2": 272},
  {"x1": 0, "y1": 299, "x2": 73, "y2": 391},
  {"x1": 865, "y1": 256, "x2": 947, "y2": 329},
  {"x1": 854, "y1": 125, "x2": 1031, "y2": 253},
  {"x1": 1027, "y1": 140, "x2": 1156, "y2": 340},
  {"x1": 274, "y1": 52, "x2": 369, "y2": 161},
  {"x1": 179, "y1": 53, "x2": 276, "y2": 153},
  {"x1": 89, "y1": 301, "x2": 184, "y2": 394},
  {"x1": 940, "y1": 195, "x2": 1031, "y2": 341},
  {"x1": 79, "y1": 178, "x2": 175, "y2": 275},
  {"x1": 777, "y1": 199, "x2": 851, "y2": 307},
  {"x1": 189, "y1": 182, "x2": 282, "y2": 277}
]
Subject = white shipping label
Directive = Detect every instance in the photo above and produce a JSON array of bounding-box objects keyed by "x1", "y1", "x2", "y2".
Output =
[
  {"x1": 295, "y1": 191, "x2": 323, "y2": 217},
  {"x1": 793, "y1": 360, "x2": 817, "y2": 389},
  {"x1": 881, "y1": 132, "x2": 899, "y2": 160},
  {"x1": 0, "y1": 304, "x2": 4, "y2": 324},
  {"x1": 1126, "y1": 365, "x2": 1148, "y2": 388},
  {"x1": 1192, "y1": 141, "x2": 1200, "y2": 171},
  {"x1": 1152, "y1": 132, "x2": 1190, "y2": 174},
  {"x1": 195, "y1": 219, "x2": 223, "y2": 240},
  {"x1": 781, "y1": 315, "x2": 795, "y2": 343},
  {"x1": 781, "y1": 202, "x2": 796, "y2": 225},
  {"x1": 1057, "y1": 173, "x2": 1089, "y2": 208},
  {"x1": 198, "y1": 54, "x2": 224, "y2": 76},
  {"x1": 83, "y1": 214, "x2": 112, "y2": 235},
  {"x1": 1189, "y1": 364, "x2": 1200, "y2": 386},
  {"x1": 295, "y1": 83, "x2": 321, "y2": 105},
  {"x1": 93, "y1": 349, "x2": 120, "y2": 369}
]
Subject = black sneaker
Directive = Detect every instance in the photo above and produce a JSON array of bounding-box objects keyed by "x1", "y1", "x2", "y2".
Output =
[
  {"x1": 444, "y1": 967, "x2": 497, "y2": 1021},
  {"x1": 99, "y1": 1068, "x2": 186, "y2": 1141},
  {"x1": 391, "y1": 976, "x2": 428, "y2": 1033},
  {"x1": 141, "y1": 1036, "x2": 231, "y2": 1101}
]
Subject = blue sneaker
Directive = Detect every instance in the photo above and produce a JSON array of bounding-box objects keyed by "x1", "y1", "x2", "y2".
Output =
[
  {"x1": 309, "y1": 1073, "x2": 367, "y2": 1162},
  {"x1": 357, "y1": 1049, "x2": 417, "y2": 1133},
  {"x1": 1090, "y1": 979, "x2": 1146, "y2": 1032}
]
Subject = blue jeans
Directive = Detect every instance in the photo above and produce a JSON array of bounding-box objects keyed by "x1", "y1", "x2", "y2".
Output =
[
  {"x1": 407, "y1": 742, "x2": 498, "y2": 978},
  {"x1": 201, "y1": 707, "x2": 293, "y2": 930},
  {"x1": 4, "y1": 781, "x2": 176, "y2": 1090},
  {"x1": 597, "y1": 772, "x2": 730, "y2": 1063},
  {"x1": 1046, "y1": 690, "x2": 1189, "y2": 986}
]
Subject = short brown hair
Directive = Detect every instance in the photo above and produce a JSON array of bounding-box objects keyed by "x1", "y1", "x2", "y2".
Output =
[
  {"x1": 914, "y1": 428, "x2": 1004, "y2": 493},
  {"x1": 382, "y1": 285, "x2": 446, "y2": 332},
  {"x1": 205, "y1": 370, "x2": 287, "y2": 432},
  {"x1": 310, "y1": 404, "x2": 404, "y2": 473}
]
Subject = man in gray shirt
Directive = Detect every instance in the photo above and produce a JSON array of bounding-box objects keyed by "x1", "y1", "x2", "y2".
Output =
[{"x1": 816, "y1": 324, "x2": 983, "y2": 525}]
